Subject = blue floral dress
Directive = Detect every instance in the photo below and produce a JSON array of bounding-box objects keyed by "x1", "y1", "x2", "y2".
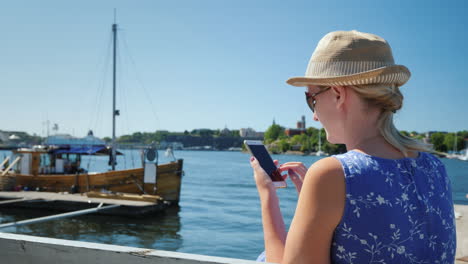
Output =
[{"x1": 331, "y1": 150, "x2": 456, "y2": 264}]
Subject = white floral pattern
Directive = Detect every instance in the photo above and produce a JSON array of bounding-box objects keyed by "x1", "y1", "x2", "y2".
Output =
[{"x1": 331, "y1": 151, "x2": 456, "y2": 264}]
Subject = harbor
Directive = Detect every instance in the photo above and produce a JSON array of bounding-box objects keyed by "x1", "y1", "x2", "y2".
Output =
[
  {"x1": 0, "y1": 150, "x2": 467, "y2": 262},
  {"x1": 1, "y1": 1, "x2": 468, "y2": 263}
]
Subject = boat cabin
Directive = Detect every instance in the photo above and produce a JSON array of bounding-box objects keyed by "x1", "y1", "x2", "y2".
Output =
[{"x1": 12, "y1": 145, "x2": 121, "y2": 176}]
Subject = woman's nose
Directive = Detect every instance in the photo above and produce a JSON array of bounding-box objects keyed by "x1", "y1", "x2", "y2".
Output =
[{"x1": 313, "y1": 112, "x2": 319, "y2": 121}]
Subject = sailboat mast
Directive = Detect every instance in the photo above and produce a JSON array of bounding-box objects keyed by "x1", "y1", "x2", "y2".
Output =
[
  {"x1": 453, "y1": 132, "x2": 457, "y2": 153},
  {"x1": 318, "y1": 129, "x2": 322, "y2": 152},
  {"x1": 111, "y1": 23, "x2": 117, "y2": 170}
]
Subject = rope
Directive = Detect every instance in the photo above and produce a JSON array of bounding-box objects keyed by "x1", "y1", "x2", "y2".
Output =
[{"x1": 120, "y1": 30, "x2": 161, "y2": 130}]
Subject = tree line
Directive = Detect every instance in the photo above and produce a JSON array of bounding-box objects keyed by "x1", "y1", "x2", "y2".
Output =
[
  {"x1": 263, "y1": 124, "x2": 468, "y2": 155},
  {"x1": 103, "y1": 129, "x2": 242, "y2": 144},
  {"x1": 2, "y1": 128, "x2": 466, "y2": 155}
]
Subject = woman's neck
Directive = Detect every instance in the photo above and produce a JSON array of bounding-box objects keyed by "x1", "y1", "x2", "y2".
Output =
[{"x1": 342, "y1": 109, "x2": 409, "y2": 159}]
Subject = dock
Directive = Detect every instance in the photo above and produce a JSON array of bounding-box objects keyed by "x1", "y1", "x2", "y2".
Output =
[
  {"x1": 0, "y1": 191, "x2": 169, "y2": 216},
  {"x1": 456, "y1": 204, "x2": 468, "y2": 263},
  {"x1": 0, "y1": 232, "x2": 263, "y2": 264}
]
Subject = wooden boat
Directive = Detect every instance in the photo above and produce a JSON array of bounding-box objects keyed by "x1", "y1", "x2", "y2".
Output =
[
  {"x1": 4, "y1": 147, "x2": 183, "y2": 205},
  {"x1": 0, "y1": 21, "x2": 184, "y2": 207}
]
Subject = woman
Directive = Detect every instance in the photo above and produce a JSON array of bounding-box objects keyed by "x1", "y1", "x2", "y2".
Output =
[{"x1": 250, "y1": 30, "x2": 456, "y2": 264}]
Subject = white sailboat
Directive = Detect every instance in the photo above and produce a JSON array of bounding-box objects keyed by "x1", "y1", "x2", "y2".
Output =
[
  {"x1": 458, "y1": 147, "x2": 468, "y2": 161},
  {"x1": 447, "y1": 132, "x2": 462, "y2": 159},
  {"x1": 316, "y1": 129, "x2": 326, "y2": 156}
]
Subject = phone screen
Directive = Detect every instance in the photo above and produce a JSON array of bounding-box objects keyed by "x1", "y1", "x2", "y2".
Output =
[{"x1": 247, "y1": 144, "x2": 284, "y2": 182}]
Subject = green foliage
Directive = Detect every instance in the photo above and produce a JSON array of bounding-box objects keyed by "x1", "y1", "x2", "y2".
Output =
[
  {"x1": 400, "y1": 130, "x2": 410, "y2": 137},
  {"x1": 230, "y1": 130, "x2": 241, "y2": 137},
  {"x1": 199, "y1": 129, "x2": 214, "y2": 137},
  {"x1": 277, "y1": 138, "x2": 290, "y2": 152},
  {"x1": 264, "y1": 124, "x2": 285, "y2": 143},
  {"x1": 443, "y1": 133, "x2": 464, "y2": 152},
  {"x1": 268, "y1": 144, "x2": 281, "y2": 154},
  {"x1": 430, "y1": 132, "x2": 447, "y2": 152},
  {"x1": 300, "y1": 141, "x2": 311, "y2": 152},
  {"x1": 323, "y1": 142, "x2": 346, "y2": 154},
  {"x1": 261, "y1": 127, "x2": 468, "y2": 155},
  {"x1": 290, "y1": 135, "x2": 302, "y2": 145},
  {"x1": 7, "y1": 127, "x2": 466, "y2": 155},
  {"x1": 306, "y1": 127, "x2": 319, "y2": 137},
  {"x1": 459, "y1": 130, "x2": 468, "y2": 139}
]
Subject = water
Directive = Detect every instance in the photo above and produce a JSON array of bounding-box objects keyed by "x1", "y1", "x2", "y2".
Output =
[{"x1": 0, "y1": 150, "x2": 467, "y2": 260}]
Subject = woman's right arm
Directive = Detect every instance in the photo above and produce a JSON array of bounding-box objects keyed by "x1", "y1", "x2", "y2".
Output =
[{"x1": 281, "y1": 157, "x2": 346, "y2": 264}]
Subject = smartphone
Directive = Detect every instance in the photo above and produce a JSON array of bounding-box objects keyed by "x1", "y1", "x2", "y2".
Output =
[{"x1": 244, "y1": 140, "x2": 287, "y2": 188}]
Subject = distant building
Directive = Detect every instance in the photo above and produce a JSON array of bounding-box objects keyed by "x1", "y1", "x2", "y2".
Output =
[
  {"x1": 159, "y1": 141, "x2": 184, "y2": 150},
  {"x1": 0, "y1": 131, "x2": 24, "y2": 143},
  {"x1": 285, "y1": 116, "x2": 306, "y2": 137},
  {"x1": 239, "y1": 128, "x2": 256, "y2": 137},
  {"x1": 220, "y1": 127, "x2": 231, "y2": 136},
  {"x1": 239, "y1": 128, "x2": 264, "y2": 139},
  {"x1": 285, "y1": 129, "x2": 304, "y2": 137},
  {"x1": 44, "y1": 131, "x2": 105, "y2": 146},
  {"x1": 0, "y1": 132, "x2": 8, "y2": 143}
]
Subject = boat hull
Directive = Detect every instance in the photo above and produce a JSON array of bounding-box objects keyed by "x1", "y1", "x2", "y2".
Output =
[{"x1": 9, "y1": 159, "x2": 183, "y2": 205}]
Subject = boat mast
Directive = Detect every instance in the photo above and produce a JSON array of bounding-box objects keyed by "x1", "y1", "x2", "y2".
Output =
[
  {"x1": 318, "y1": 129, "x2": 322, "y2": 152},
  {"x1": 111, "y1": 16, "x2": 118, "y2": 170}
]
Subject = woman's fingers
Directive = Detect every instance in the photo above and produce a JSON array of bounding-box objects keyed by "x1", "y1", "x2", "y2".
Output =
[
  {"x1": 279, "y1": 162, "x2": 307, "y2": 169},
  {"x1": 288, "y1": 169, "x2": 303, "y2": 194},
  {"x1": 288, "y1": 169, "x2": 301, "y2": 180},
  {"x1": 278, "y1": 164, "x2": 307, "y2": 176},
  {"x1": 279, "y1": 164, "x2": 307, "y2": 172},
  {"x1": 272, "y1": 162, "x2": 308, "y2": 193}
]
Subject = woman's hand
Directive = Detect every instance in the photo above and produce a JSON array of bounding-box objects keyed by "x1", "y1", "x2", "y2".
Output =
[
  {"x1": 279, "y1": 162, "x2": 308, "y2": 194},
  {"x1": 250, "y1": 157, "x2": 276, "y2": 194},
  {"x1": 250, "y1": 156, "x2": 288, "y2": 263},
  {"x1": 250, "y1": 157, "x2": 308, "y2": 194}
]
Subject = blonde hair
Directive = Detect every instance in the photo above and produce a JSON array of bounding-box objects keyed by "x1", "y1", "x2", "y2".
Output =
[{"x1": 350, "y1": 84, "x2": 432, "y2": 157}]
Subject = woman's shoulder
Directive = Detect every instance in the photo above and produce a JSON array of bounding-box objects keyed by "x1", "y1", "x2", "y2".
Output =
[
  {"x1": 305, "y1": 157, "x2": 345, "y2": 187},
  {"x1": 309, "y1": 156, "x2": 344, "y2": 174}
]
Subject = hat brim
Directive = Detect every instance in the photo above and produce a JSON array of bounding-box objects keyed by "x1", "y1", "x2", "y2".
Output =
[{"x1": 286, "y1": 65, "x2": 411, "y2": 87}]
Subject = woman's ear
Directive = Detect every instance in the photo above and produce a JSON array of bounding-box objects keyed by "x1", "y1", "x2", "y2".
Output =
[{"x1": 331, "y1": 86, "x2": 346, "y2": 109}]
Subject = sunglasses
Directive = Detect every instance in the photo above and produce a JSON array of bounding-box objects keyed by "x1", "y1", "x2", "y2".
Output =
[{"x1": 305, "y1": 86, "x2": 331, "y2": 112}]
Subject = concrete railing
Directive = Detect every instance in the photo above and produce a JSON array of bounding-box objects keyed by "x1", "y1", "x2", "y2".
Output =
[{"x1": 0, "y1": 232, "x2": 265, "y2": 264}]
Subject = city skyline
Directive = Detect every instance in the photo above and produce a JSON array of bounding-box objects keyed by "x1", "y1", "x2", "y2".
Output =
[{"x1": 2, "y1": 1, "x2": 467, "y2": 138}]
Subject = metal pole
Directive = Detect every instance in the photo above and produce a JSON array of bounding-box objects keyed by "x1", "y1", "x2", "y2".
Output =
[
  {"x1": 0, "y1": 203, "x2": 120, "y2": 229},
  {"x1": 111, "y1": 23, "x2": 117, "y2": 171}
]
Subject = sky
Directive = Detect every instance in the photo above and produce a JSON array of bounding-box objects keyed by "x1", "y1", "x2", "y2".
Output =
[{"x1": 1, "y1": 0, "x2": 467, "y2": 138}]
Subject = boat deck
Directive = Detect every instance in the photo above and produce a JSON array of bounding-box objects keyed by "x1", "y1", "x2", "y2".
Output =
[{"x1": 0, "y1": 191, "x2": 169, "y2": 216}]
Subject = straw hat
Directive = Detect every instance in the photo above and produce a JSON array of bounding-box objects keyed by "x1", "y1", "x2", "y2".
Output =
[{"x1": 287, "y1": 30, "x2": 411, "y2": 87}]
